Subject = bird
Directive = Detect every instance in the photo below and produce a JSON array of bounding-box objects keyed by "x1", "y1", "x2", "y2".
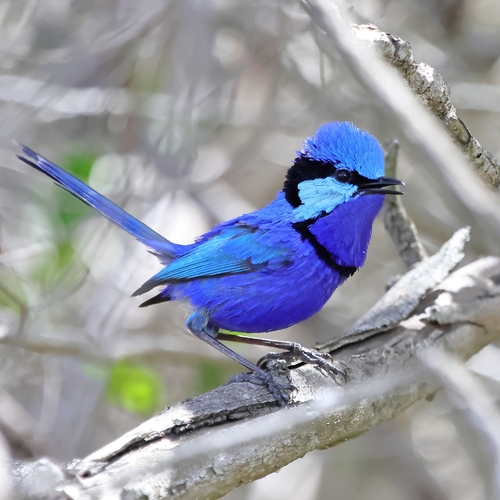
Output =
[{"x1": 16, "y1": 121, "x2": 403, "y2": 405}]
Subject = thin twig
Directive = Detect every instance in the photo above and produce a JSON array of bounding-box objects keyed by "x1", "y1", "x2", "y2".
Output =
[
  {"x1": 382, "y1": 139, "x2": 428, "y2": 269},
  {"x1": 0, "y1": 333, "x2": 234, "y2": 367}
]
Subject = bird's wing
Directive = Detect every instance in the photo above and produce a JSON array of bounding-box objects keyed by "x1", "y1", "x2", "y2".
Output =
[
  {"x1": 16, "y1": 144, "x2": 177, "y2": 260},
  {"x1": 132, "y1": 223, "x2": 292, "y2": 296}
]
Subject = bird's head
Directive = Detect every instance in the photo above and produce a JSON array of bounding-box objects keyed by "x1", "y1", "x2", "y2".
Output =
[{"x1": 283, "y1": 121, "x2": 403, "y2": 221}]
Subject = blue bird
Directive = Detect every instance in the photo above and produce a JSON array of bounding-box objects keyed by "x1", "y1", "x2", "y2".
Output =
[{"x1": 16, "y1": 122, "x2": 403, "y2": 404}]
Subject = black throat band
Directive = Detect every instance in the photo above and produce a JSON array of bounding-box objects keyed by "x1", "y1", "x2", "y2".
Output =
[{"x1": 292, "y1": 220, "x2": 357, "y2": 279}]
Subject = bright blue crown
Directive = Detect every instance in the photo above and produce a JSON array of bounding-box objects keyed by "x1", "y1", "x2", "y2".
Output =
[{"x1": 300, "y1": 122, "x2": 384, "y2": 180}]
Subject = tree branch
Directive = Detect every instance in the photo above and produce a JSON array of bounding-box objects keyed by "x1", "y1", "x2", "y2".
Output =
[
  {"x1": 10, "y1": 255, "x2": 500, "y2": 499},
  {"x1": 353, "y1": 23, "x2": 500, "y2": 188}
]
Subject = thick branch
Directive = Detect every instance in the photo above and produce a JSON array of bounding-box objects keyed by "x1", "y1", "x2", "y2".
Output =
[{"x1": 12, "y1": 256, "x2": 500, "y2": 499}]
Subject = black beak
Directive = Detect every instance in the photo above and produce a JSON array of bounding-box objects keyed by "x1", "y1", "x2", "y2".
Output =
[{"x1": 360, "y1": 176, "x2": 404, "y2": 195}]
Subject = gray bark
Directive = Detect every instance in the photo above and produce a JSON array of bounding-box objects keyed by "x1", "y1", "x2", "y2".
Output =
[{"x1": 10, "y1": 254, "x2": 500, "y2": 499}]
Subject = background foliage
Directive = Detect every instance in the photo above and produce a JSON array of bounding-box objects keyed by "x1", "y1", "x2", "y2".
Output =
[{"x1": 1, "y1": 0, "x2": 500, "y2": 498}]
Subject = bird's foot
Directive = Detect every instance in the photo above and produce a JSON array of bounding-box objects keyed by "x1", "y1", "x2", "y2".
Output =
[
  {"x1": 258, "y1": 344, "x2": 347, "y2": 384},
  {"x1": 229, "y1": 359, "x2": 296, "y2": 407}
]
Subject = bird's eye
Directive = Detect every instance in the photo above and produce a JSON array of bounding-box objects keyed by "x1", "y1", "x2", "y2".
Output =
[{"x1": 334, "y1": 169, "x2": 351, "y2": 183}]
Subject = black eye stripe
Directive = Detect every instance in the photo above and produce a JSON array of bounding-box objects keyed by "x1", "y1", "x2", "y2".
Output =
[
  {"x1": 344, "y1": 169, "x2": 369, "y2": 185},
  {"x1": 283, "y1": 156, "x2": 373, "y2": 207}
]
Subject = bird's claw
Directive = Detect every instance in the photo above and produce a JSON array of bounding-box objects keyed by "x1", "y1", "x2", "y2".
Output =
[
  {"x1": 229, "y1": 360, "x2": 296, "y2": 406},
  {"x1": 258, "y1": 344, "x2": 347, "y2": 385}
]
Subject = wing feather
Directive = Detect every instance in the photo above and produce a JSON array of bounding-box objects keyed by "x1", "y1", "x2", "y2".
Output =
[{"x1": 132, "y1": 224, "x2": 291, "y2": 296}]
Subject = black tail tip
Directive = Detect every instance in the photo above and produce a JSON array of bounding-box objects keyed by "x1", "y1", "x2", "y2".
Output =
[{"x1": 138, "y1": 293, "x2": 171, "y2": 308}]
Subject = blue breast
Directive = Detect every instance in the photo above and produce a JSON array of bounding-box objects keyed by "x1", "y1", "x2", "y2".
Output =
[
  {"x1": 308, "y1": 194, "x2": 384, "y2": 268},
  {"x1": 170, "y1": 236, "x2": 344, "y2": 333}
]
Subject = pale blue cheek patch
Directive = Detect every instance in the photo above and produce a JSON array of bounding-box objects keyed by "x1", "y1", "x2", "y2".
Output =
[{"x1": 293, "y1": 177, "x2": 357, "y2": 221}]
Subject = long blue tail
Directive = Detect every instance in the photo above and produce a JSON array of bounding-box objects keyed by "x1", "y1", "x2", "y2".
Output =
[{"x1": 16, "y1": 144, "x2": 176, "y2": 260}]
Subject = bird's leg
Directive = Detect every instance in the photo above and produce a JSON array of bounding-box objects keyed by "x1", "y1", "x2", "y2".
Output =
[
  {"x1": 186, "y1": 312, "x2": 294, "y2": 406},
  {"x1": 217, "y1": 332, "x2": 346, "y2": 382}
]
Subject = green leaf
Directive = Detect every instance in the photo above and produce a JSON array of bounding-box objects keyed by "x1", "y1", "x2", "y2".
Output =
[
  {"x1": 29, "y1": 150, "x2": 96, "y2": 286},
  {"x1": 106, "y1": 360, "x2": 164, "y2": 415},
  {"x1": 62, "y1": 151, "x2": 96, "y2": 182},
  {"x1": 54, "y1": 151, "x2": 97, "y2": 228}
]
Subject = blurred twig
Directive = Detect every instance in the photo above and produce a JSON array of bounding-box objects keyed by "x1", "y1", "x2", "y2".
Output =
[
  {"x1": 0, "y1": 332, "x2": 234, "y2": 367},
  {"x1": 0, "y1": 429, "x2": 12, "y2": 500},
  {"x1": 422, "y1": 350, "x2": 500, "y2": 499},
  {"x1": 0, "y1": 387, "x2": 50, "y2": 457}
]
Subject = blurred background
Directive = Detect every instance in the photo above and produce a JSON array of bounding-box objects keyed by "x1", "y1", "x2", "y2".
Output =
[{"x1": 1, "y1": 0, "x2": 500, "y2": 498}]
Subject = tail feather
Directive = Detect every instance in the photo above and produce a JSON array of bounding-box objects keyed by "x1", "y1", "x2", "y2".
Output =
[
  {"x1": 16, "y1": 143, "x2": 175, "y2": 259},
  {"x1": 139, "y1": 292, "x2": 171, "y2": 308}
]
